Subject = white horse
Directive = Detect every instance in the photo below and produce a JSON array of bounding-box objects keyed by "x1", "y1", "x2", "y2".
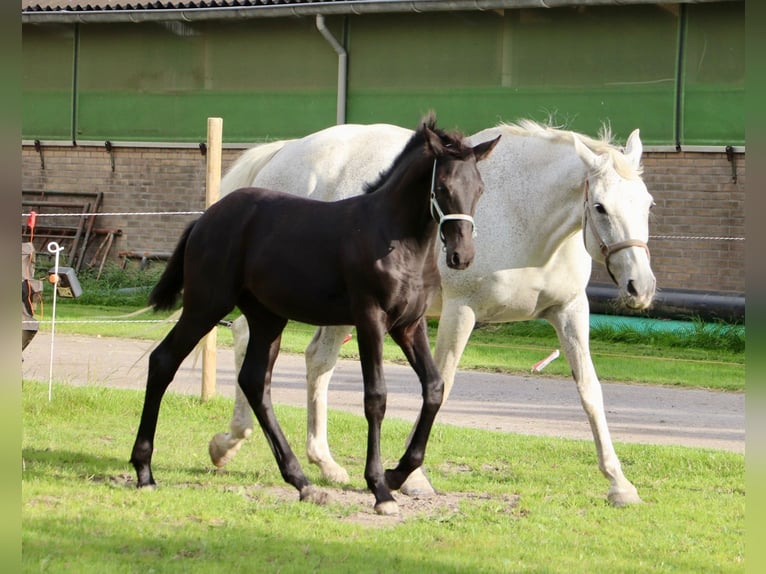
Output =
[{"x1": 208, "y1": 120, "x2": 656, "y2": 506}]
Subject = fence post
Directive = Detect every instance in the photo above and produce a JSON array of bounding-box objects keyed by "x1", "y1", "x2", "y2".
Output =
[{"x1": 201, "y1": 117, "x2": 223, "y2": 401}]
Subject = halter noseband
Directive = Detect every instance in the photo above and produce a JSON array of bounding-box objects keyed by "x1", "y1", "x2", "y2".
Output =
[
  {"x1": 429, "y1": 159, "x2": 477, "y2": 245},
  {"x1": 582, "y1": 179, "x2": 650, "y2": 285}
]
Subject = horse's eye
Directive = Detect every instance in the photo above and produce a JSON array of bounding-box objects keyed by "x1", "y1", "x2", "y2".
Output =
[{"x1": 594, "y1": 203, "x2": 607, "y2": 215}]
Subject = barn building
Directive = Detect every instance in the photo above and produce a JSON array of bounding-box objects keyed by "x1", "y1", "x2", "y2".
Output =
[{"x1": 21, "y1": 0, "x2": 745, "y2": 319}]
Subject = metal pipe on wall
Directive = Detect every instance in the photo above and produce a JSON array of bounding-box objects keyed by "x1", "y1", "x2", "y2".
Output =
[
  {"x1": 316, "y1": 15, "x2": 347, "y2": 126},
  {"x1": 586, "y1": 283, "x2": 745, "y2": 323}
]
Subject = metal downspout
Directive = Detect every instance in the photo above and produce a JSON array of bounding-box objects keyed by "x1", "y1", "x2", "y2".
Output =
[
  {"x1": 71, "y1": 23, "x2": 80, "y2": 144},
  {"x1": 673, "y1": 4, "x2": 687, "y2": 151},
  {"x1": 316, "y1": 15, "x2": 347, "y2": 125}
]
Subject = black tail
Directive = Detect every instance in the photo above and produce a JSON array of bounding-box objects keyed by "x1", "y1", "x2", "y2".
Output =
[{"x1": 148, "y1": 221, "x2": 197, "y2": 312}]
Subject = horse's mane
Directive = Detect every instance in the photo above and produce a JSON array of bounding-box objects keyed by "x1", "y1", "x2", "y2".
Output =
[
  {"x1": 364, "y1": 113, "x2": 467, "y2": 194},
  {"x1": 497, "y1": 119, "x2": 643, "y2": 180}
]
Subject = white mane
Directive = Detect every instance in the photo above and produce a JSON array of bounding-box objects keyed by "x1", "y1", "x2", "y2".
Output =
[{"x1": 497, "y1": 119, "x2": 643, "y2": 179}]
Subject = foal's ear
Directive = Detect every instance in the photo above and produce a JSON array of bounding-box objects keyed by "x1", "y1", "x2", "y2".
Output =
[
  {"x1": 423, "y1": 124, "x2": 449, "y2": 157},
  {"x1": 472, "y1": 135, "x2": 501, "y2": 162}
]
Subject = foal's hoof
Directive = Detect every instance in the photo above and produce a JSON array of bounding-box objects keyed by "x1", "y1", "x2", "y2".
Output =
[
  {"x1": 299, "y1": 485, "x2": 329, "y2": 506},
  {"x1": 133, "y1": 469, "x2": 157, "y2": 489},
  {"x1": 208, "y1": 433, "x2": 244, "y2": 468},
  {"x1": 374, "y1": 500, "x2": 400, "y2": 516}
]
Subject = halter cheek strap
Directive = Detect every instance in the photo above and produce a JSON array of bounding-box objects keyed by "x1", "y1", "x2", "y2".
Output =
[
  {"x1": 429, "y1": 160, "x2": 478, "y2": 244},
  {"x1": 582, "y1": 179, "x2": 650, "y2": 285}
]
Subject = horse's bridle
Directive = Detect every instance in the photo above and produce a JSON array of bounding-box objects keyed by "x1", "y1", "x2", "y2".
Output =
[
  {"x1": 429, "y1": 160, "x2": 478, "y2": 244},
  {"x1": 582, "y1": 179, "x2": 650, "y2": 285}
]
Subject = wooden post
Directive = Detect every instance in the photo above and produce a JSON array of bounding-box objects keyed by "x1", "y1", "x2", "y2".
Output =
[{"x1": 201, "y1": 117, "x2": 223, "y2": 401}]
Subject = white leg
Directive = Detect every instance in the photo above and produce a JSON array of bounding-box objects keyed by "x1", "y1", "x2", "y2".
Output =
[
  {"x1": 305, "y1": 326, "x2": 353, "y2": 483},
  {"x1": 400, "y1": 302, "x2": 476, "y2": 497},
  {"x1": 209, "y1": 316, "x2": 254, "y2": 467},
  {"x1": 544, "y1": 294, "x2": 642, "y2": 506}
]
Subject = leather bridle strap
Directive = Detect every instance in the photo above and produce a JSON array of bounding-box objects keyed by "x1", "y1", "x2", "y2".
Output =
[{"x1": 582, "y1": 179, "x2": 650, "y2": 285}]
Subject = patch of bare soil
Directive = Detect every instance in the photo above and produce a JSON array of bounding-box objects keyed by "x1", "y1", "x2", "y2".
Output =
[
  {"x1": 108, "y1": 472, "x2": 520, "y2": 528},
  {"x1": 260, "y1": 484, "x2": 520, "y2": 528}
]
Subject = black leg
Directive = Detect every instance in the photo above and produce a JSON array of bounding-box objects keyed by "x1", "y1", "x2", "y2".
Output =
[
  {"x1": 130, "y1": 314, "x2": 219, "y2": 487},
  {"x1": 355, "y1": 318, "x2": 399, "y2": 514},
  {"x1": 385, "y1": 317, "x2": 444, "y2": 490},
  {"x1": 238, "y1": 310, "x2": 325, "y2": 504}
]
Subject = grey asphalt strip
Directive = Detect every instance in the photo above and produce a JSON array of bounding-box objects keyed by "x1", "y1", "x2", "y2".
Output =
[{"x1": 22, "y1": 332, "x2": 744, "y2": 454}]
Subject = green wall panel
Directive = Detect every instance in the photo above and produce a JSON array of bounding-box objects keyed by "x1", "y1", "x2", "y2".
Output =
[
  {"x1": 75, "y1": 20, "x2": 338, "y2": 141},
  {"x1": 681, "y1": 3, "x2": 745, "y2": 145},
  {"x1": 21, "y1": 4, "x2": 744, "y2": 146},
  {"x1": 22, "y1": 91, "x2": 73, "y2": 140},
  {"x1": 348, "y1": 86, "x2": 674, "y2": 145},
  {"x1": 682, "y1": 87, "x2": 744, "y2": 145},
  {"x1": 347, "y1": 7, "x2": 678, "y2": 145},
  {"x1": 77, "y1": 91, "x2": 336, "y2": 141},
  {"x1": 22, "y1": 25, "x2": 74, "y2": 140},
  {"x1": 347, "y1": 12, "x2": 503, "y2": 89}
]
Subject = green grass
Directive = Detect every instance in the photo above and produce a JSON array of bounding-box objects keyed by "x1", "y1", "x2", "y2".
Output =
[
  {"x1": 34, "y1": 261, "x2": 745, "y2": 391},
  {"x1": 37, "y1": 301, "x2": 745, "y2": 392},
  {"x1": 22, "y1": 381, "x2": 745, "y2": 573}
]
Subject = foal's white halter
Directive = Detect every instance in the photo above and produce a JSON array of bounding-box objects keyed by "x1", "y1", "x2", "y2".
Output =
[
  {"x1": 429, "y1": 160, "x2": 478, "y2": 244},
  {"x1": 582, "y1": 179, "x2": 650, "y2": 285}
]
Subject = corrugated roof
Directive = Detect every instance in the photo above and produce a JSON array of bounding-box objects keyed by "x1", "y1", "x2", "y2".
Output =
[
  {"x1": 19, "y1": 0, "x2": 559, "y2": 23},
  {"x1": 21, "y1": 0, "x2": 456, "y2": 23},
  {"x1": 21, "y1": 0, "x2": 743, "y2": 22},
  {"x1": 22, "y1": 0, "x2": 350, "y2": 11},
  {"x1": 20, "y1": 0, "x2": 515, "y2": 22}
]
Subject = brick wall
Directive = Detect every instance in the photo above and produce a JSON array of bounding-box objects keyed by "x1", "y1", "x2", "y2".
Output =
[
  {"x1": 21, "y1": 145, "x2": 229, "y2": 264},
  {"x1": 21, "y1": 145, "x2": 745, "y2": 294}
]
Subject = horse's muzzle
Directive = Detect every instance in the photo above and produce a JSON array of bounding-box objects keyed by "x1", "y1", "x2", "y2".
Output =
[
  {"x1": 445, "y1": 248, "x2": 474, "y2": 270},
  {"x1": 621, "y1": 276, "x2": 656, "y2": 310}
]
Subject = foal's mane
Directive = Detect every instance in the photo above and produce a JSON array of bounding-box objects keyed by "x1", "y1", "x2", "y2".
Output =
[
  {"x1": 364, "y1": 113, "x2": 468, "y2": 194},
  {"x1": 498, "y1": 119, "x2": 643, "y2": 180}
]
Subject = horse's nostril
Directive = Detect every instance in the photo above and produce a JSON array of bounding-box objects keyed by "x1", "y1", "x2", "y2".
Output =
[
  {"x1": 450, "y1": 252, "x2": 461, "y2": 268},
  {"x1": 627, "y1": 280, "x2": 638, "y2": 297}
]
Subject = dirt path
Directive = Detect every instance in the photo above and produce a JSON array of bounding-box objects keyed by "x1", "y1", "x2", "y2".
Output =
[{"x1": 22, "y1": 332, "x2": 744, "y2": 454}]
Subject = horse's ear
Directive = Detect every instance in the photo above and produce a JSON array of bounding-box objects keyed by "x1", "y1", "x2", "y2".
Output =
[
  {"x1": 423, "y1": 124, "x2": 448, "y2": 157},
  {"x1": 624, "y1": 129, "x2": 642, "y2": 169},
  {"x1": 472, "y1": 135, "x2": 501, "y2": 162},
  {"x1": 572, "y1": 133, "x2": 609, "y2": 172}
]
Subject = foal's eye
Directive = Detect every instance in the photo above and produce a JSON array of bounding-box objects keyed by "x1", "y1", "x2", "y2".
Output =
[{"x1": 594, "y1": 203, "x2": 607, "y2": 215}]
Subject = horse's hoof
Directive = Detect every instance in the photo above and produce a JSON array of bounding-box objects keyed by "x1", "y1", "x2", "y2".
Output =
[
  {"x1": 299, "y1": 485, "x2": 329, "y2": 506},
  {"x1": 208, "y1": 433, "x2": 243, "y2": 468},
  {"x1": 374, "y1": 500, "x2": 400, "y2": 516},
  {"x1": 400, "y1": 470, "x2": 436, "y2": 498},
  {"x1": 134, "y1": 470, "x2": 157, "y2": 489},
  {"x1": 317, "y1": 462, "x2": 351, "y2": 485},
  {"x1": 608, "y1": 486, "x2": 643, "y2": 507}
]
